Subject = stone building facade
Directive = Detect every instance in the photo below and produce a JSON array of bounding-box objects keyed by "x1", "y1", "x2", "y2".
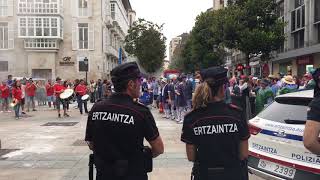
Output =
[
  {"x1": 272, "y1": 0, "x2": 320, "y2": 77},
  {"x1": 0, "y1": 0, "x2": 135, "y2": 81},
  {"x1": 219, "y1": 0, "x2": 320, "y2": 77}
]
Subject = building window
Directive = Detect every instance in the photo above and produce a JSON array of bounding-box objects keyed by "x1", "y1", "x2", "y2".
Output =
[
  {"x1": 293, "y1": 29, "x2": 304, "y2": 49},
  {"x1": 24, "y1": 38, "x2": 58, "y2": 48},
  {"x1": 19, "y1": 18, "x2": 27, "y2": 36},
  {"x1": 43, "y1": 18, "x2": 50, "y2": 36},
  {"x1": 276, "y1": 1, "x2": 284, "y2": 18},
  {"x1": 0, "y1": 22, "x2": 8, "y2": 49},
  {"x1": 295, "y1": 0, "x2": 304, "y2": 8},
  {"x1": 19, "y1": 17, "x2": 61, "y2": 38},
  {"x1": 51, "y1": 18, "x2": 57, "y2": 36},
  {"x1": 0, "y1": 61, "x2": 8, "y2": 71},
  {"x1": 28, "y1": 18, "x2": 34, "y2": 36},
  {"x1": 111, "y1": 3, "x2": 115, "y2": 19},
  {"x1": 0, "y1": 0, "x2": 7, "y2": 16},
  {"x1": 291, "y1": 4, "x2": 305, "y2": 32},
  {"x1": 78, "y1": 0, "x2": 88, "y2": 16},
  {"x1": 78, "y1": 23, "x2": 88, "y2": 49},
  {"x1": 18, "y1": 0, "x2": 59, "y2": 14},
  {"x1": 316, "y1": 0, "x2": 320, "y2": 23},
  {"x1": 35, "y1": 18, "x2": 42, "y2": 36}
]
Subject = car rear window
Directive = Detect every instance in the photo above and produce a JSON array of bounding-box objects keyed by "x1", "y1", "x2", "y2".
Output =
[{"x1": 257, "y1": 101, "x2": 308, "y2": 124}]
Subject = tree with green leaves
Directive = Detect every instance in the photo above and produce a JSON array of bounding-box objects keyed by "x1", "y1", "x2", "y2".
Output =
[
  {"x1": 176, "y1": 0, "x2": 285, "y2": 74},
  {"x1": 125, "y1": 19, "x2": 166, "y2": 73},
  {"x1": 175, "y1": 10, "x2": 226, "y2": 73},
  {"x1": 222, "y1": 0, "x2": 285, "y2": 74}
]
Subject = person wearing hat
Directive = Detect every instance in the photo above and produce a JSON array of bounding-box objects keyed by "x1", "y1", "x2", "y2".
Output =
[
  {"x1": 278, "y1": 75, "x2": 298, "y2": 95},
  {"x1": 255, "y1": 79, "x2": 274, "y2": 114},
  {"x1": 85, "y1": 62, "x2": 164, "y2": 180},
  {"x1": 304, "y1": 68, "x2": 320, "y2": 155},
  {"x1": 53, "y1": 77, "x2": 68, "y2": 118},
  {"x1": 302, "y1": 72, "x2": 315, "y2": 90},
  {"x1": 181, "y1": 66, "x2": 250, "y2": 180}
]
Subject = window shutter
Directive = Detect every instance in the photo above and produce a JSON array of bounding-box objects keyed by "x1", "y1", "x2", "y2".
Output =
[
  {"x1": 72, "y1": 22, "x2": 78, "y2": 50},
  {"x1": 88, "y1": 23, "x2": 94, "y2": 50},
  {"x1": 88, "y1": 0, "x2": 93, "y2": 17},
  {"x1": 7, "y1": 0, "x2": 14, "y2": 16},
  {"x1": 71, "y1": 0, "x2": 78, "y2": 17},
  {"x1": 8, "y1": 22, "x2": 14, "y2": 49}
]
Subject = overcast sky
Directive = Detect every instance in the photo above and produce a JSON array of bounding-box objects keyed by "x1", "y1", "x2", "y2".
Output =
[{"x1": 130, "y1": 0, "x2": 213, "y2": 58}]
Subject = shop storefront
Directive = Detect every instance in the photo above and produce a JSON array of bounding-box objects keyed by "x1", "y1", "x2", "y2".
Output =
[
  {"x1": 279, "y1": 61, "x2": 292, "y2": 76},
  {"x1": 296, "y1": 55, "x2": 314, "y2": 77}
]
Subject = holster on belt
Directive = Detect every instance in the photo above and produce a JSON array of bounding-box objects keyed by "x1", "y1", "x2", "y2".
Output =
[{"x1": 142, "y1": 146, "x2": 153, "y2": 173}]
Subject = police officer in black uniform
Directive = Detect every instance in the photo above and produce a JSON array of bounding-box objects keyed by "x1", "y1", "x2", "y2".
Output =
[
  {"x1": 85, "y1": 62, "x2": 164, "y2": 180},
  {"x1": 180, "y1": 66, "x2": 250, "y2": 180},
  {"x1": 304, "y1": 68, "x2": 320, "y2": 155}
]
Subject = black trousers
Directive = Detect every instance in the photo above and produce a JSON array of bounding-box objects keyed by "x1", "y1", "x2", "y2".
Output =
[{"x1": 77, "y1": 96, "x2": 88, "y2": 114}]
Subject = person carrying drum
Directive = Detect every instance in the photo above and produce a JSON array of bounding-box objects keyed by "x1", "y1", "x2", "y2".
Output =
[
  {"x1": 180, "y1": 66, "x2": 250, "y2": 180},
  {"x1": 75, "y1": 79, "x2": 89, "y2": 115},
  {"x1": 85, "y1": 62, "x2": 164, "y2": 180},
  {"x1": 53, "y1": 77, "x2": 69, "y2": 118}
]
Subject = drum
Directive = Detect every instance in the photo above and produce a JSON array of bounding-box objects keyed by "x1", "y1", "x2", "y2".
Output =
[
  {"x1": 60, "y1": 89, "x2": 74, "y2": 101},
  {"x1": 81, "y1": 94, "x2": 90, "y2": 101}
]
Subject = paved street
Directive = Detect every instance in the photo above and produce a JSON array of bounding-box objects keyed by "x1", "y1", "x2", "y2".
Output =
[{"x1": 0, "y1": 103, "x2": 262, "y2": 180}]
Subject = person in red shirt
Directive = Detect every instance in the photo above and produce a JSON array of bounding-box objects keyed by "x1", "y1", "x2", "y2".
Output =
[
  {"x1": 75, "y1": 79, "x2": 88, "y2": 114},
  {"x1": 25, "y1": 78, "x2": 37, "y2": 112},
  {"x1": 0, "y1": 80, "x2": 10, "y2": 112},
  {"x1": 45, "y1": 80, "x2": 55, "y2": 108},
  {"x1": 12, "y1": 80, "x2": 22, "y2": 119},
  {"x1": 53, "y1": 77, "x2": 69, "y2": 118}
]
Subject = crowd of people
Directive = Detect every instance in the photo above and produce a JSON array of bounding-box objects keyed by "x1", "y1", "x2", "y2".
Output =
[
  {"x1": 0, "y1": 75, "x2": 113, "y2": 119},
  {"x1": 0, "y1": 70, "x2": 315, "y2": 121},
  {"x1": 138, "y1": 71, "x2": 316, "y2": 123}
]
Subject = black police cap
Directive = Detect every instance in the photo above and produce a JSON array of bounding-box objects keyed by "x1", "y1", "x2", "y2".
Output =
[
  {"x1": 111, "y1": 62, "x2": 142, "y2": 83},
  {"x1": 200, "y1": 66, "x2": 228, "y2": 86}
]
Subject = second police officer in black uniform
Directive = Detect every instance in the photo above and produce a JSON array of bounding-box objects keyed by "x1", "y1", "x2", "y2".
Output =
[
  {"x1": 181, "y1": 66, "x2": 250, "y2": 180},
  {"x1": 304, "y1": 68, "x2": 320, "y2": 155},
  {"x1": 85, "y1": 62, "x2": 164, "y2": 180}
]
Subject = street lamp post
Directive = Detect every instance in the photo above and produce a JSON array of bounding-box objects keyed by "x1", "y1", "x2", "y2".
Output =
[{"x1": 84, "y1": 57, "x2": 88, "y2": 84}]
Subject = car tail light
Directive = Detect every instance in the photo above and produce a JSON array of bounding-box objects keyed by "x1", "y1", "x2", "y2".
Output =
[{"x1": 249, "y1": 123, "x2": 262, "y2": 135}]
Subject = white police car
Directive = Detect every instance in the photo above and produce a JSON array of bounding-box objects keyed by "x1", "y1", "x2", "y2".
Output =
[{"x1": 248, "y1": 90, "x2": 320, "y2": 180}]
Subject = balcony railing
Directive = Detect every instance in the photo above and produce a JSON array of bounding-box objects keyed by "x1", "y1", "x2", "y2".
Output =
[{"x1": 106, "y1": 46, "x2": 119, "y2": 58}]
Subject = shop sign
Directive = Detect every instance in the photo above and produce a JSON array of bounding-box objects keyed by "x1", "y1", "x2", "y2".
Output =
[
  {"x1": 296, "y1": 55, "x2": 313, "y2": 65},
  {"x1": 60, "y1": 57, "x2": 75, "y2": 66}
]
